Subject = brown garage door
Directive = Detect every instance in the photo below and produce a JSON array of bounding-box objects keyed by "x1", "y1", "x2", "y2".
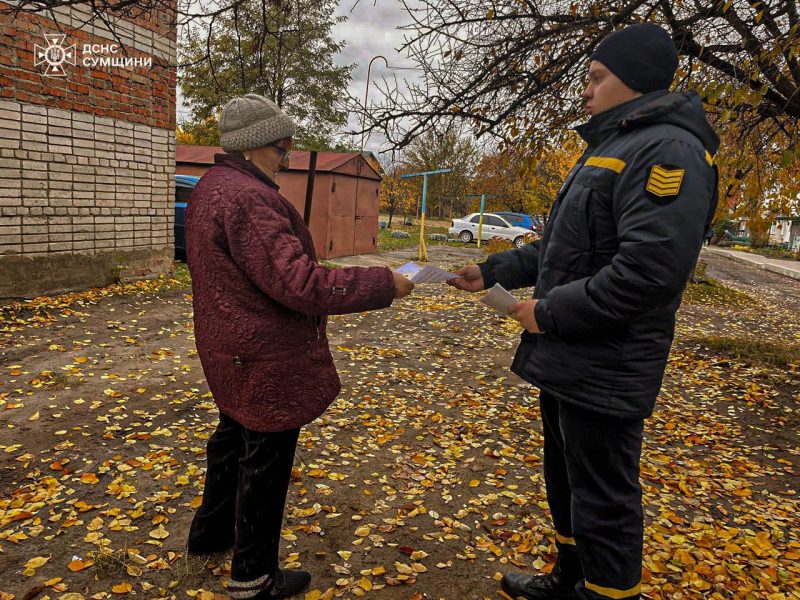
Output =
[{"x1": 354, "y1": 181, "x2": 379, "y2": 255}]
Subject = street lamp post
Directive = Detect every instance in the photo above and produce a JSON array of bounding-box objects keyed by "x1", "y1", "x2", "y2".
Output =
[{"x1": 361, "y1": 55, "x2": 388, "y2": 153}]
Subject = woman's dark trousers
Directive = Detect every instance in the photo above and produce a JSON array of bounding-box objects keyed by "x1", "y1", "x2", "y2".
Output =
[{"x1": 189, "y1": 412, "x2": 300, "y2": 595}]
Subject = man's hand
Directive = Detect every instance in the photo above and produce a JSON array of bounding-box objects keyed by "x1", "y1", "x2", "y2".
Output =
[
  {"x1": 508, "y1": 300, "x2": 541, "y2": 333},
  {"x1": 392, "y1": 271, "x2": 415, "y2": 299},
  {"x1": 447, "y1": 264, "x2": 485, "y2": 292}
]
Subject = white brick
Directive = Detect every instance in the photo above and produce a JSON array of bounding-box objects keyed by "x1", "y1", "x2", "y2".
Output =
[
  {"x1": 0, "y1": 100, "x2": 21, "y2": 113},
  {"x1": 49, "y1": 126, "x2": 72, "y2": 137},
  {"x1": 73, "y1": 112, "x2": 94, "y2": 123},
  {"x1": 22, "y1": 105, "x2": 47, "y2": 116},
  {"x1": 22, "y1": 131, "x2": 47, "y2": 143},
  {"x1": 21, "y1": 121, "x2": 46, "y2": 136},
  {"x1": 23, "y1": 113, "x2": 48, "y2": 126},
  {"x1": 48, "y1": 108, "x2": 71, "y2": 122},
  {"x1": 0, "y1": 178, "x2": 21, "y2": 189},
  {"x1": 22, "y1": 142, "x2": 48, "y2": 152},
  {"x1": 48, "y1": 117, "x2": 71, "y2": 129},
  {"x1": 48, "y1": 242, "x2": 73, "y2": 252},
  {"x1": 0, "y1": 108, "x2": 20, "y2": 122}
]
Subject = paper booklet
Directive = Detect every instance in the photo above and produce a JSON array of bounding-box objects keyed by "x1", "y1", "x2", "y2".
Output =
[
  {"x1": 396, "y1": 261, "x2": 457, "y2": 284},
  {"x1": 479, "y1": 283, "x2": 518, "y2": 315}
]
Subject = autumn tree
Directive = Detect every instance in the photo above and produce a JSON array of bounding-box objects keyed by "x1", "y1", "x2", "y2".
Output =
[
  {"x1": 472, "y1": 136, "x2": 581, "y2": 219},
  {"x1": 380, "y1": 168, "x2": 416, "y2": 228},
  {"x1": 402, "y1": 128, "x2": 479, "y2": 219},
  {"x1": 176, "y1": 115, "x2": 220, "y2": 146},
  {"x1": 364, "y1": 0, "x2": 800, "y2": 227},
  {"x1": 179, "y1": 0, "x2": 351, "y2": 150},
  {"x1": 471, "y1": 151, "x2": 531, "y2": 214}
]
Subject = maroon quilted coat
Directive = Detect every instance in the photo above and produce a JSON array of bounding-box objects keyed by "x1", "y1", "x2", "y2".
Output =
[{"x1": 186, "y1": 153, "x2": 395, "y2": 432}]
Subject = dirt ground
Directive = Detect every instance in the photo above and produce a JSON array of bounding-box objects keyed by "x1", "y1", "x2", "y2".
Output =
[{"x1": 0, "y1": 248, "x2": 798, "y2": 600}]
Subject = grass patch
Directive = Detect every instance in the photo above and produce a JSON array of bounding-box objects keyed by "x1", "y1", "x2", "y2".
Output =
[
  {"x1": 683, "y1": 335, "x2": 800, "y2": 368},
  {"x1": 728, "y1": 244, "x2": 800, "y2": 261},
  {"x1": 377, "y1": 224, "x2": 463, "y2": 253},
  {"x1": 172, "y1": 261, "x2": 192, "y2": 287}
]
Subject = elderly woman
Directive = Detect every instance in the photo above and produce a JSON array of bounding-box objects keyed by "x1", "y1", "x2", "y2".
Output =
[{"x1": 184, "y1": 94, "x2": 413, "y2": 599}]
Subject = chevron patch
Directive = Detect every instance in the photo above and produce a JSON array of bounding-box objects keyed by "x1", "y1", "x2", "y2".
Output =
[{"x1": 646, "y1": 164, "x2": 685, "y2": 198}]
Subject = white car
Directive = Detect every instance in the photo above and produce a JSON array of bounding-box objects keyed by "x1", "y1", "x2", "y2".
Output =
[{"x1": 449, "y1": 213, "x2": 533, "y2": 248}]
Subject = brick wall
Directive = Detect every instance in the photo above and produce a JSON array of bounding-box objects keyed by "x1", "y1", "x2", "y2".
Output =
[{"x1": 0, "y1": 2, "x2": 176, "y2": 298}]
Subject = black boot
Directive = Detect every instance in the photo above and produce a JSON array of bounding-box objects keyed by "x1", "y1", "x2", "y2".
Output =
[
  {"x1": 260, "y1": 569, "x2": 311, "y2": 599},
  {"x1": 501, "y1": 571, "x2": 579, "y2": 600},
  {"x1": 503, "y1": 541, "x2": 583, "y2": 600},
  {"x1": 187, "y1": 513, "x2": 235, "y2": 555}
]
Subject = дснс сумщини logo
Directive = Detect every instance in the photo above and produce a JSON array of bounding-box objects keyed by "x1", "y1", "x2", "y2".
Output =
[{"x1": 34, "y1": 33, "x2": 77, "y2": 77}]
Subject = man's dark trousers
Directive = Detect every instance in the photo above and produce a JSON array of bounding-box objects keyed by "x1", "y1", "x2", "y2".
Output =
[
  {"x1": 189, "y1": 412, "x2": 300, "y2": 587},
  {"x1": 539, "y1": 391, "x2": 645, "y2": 600}
]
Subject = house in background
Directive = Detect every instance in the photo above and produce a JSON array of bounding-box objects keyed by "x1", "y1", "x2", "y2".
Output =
[
  {"x1": 731, "y1": 216, "x2": 800, "y2": 250},
  {"x1": 769, "y1": 217, "x2": 800, "y2": 251},
  {"x1": 175, "y1": 145, "x2": 382, "y2": 259}
]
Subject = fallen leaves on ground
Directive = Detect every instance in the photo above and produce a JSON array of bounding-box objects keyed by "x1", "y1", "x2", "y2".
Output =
[{"x1": 0, "y1": 252, "x2": 797, "y2": 599}]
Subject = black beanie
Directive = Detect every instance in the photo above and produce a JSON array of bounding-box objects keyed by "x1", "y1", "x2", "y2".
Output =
[{"x1": 590, "y1": 23, "x2": 678, "y2": 93}]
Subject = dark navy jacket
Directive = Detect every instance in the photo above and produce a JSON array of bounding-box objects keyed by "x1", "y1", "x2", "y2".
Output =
[{"x1": 480, "y1": 91, "x2": 720, "y2": 418}]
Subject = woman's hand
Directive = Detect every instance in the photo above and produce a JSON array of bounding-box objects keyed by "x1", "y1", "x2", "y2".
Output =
[
  {"x1": 392, "y1": 272, "x2": 415, "y2": 299},
  {"x1": 446, "y1": 264, "x2": 485, "y2": 292}
]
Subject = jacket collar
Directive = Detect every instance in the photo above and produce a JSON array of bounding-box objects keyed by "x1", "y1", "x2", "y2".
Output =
[
  {"x1": 575, "y1": 91, "x2": 668, "y2": 148},
  {"x1": 214, "y1": 152, "x2": 280, "y2": 191}
]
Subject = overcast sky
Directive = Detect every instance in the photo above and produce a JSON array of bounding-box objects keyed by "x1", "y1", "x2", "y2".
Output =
[
  {"x1": 332, "y1": 0, "x2": 417, "y2": 153},
  {"x1": 177, "y1": 0, "x2": 417, "y2": 154}
]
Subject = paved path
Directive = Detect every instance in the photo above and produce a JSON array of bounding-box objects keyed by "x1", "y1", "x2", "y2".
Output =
[
  {"x1": 703, "y1": 247, "x2": 800, "y2": 281},
  {"x1": 330, "y1": 245, "x2": 484, "y2": 269}
]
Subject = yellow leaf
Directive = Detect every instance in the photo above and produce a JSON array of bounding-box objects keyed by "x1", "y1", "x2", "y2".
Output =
[
  {"x1": 111, "y1": 582, "x2": 132, "y2": 593},
  {"x1": 358, "y1": 578, "x2": 373, "y2": 591},
  {"x1": 149, "y1": 524, "x2": 169, "y2": 540},
  {"x1": 305, "y1": 591, "x2": 322, "y2": 600},
  {"x1": 190, "y1": 496, "x2": 203, "y2": 509},
  {"x1": 24, "y1": 555, "x2": 50, "y2": 570},
  {"x1": 28, "y1": 411, "x2": 40, "y2": 421},
  {"x1": 80, "y1": 473, "x2": 99, "y2": 484},
  {"x1": 755, "y1": 531, "x2": 773, "y2": 549},
  {"x1": 395, "y1": 562, "x2": 413, "y2": 575},
  {"x1": 337, "y1": 550, "x2": 352, "y2": 560},
  {"x1": 469, "y1": 480, "x2": 480, "y2": 487},
  {"x1": 68, "y1": 559, "x2": 93, "y2": 572}
]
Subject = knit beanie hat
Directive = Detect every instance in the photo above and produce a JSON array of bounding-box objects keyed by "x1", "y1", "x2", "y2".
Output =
[
  {"x1": 218, "y1": 94, "x2": 296, "y2": 152},
  {"x1": 590, "y1": 23, "x2": 678, "y2": 94}
]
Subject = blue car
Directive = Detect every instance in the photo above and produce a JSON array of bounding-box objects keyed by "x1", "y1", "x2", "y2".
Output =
[
  {"x1": 495, "y1": 212, "x2": 540, "y2": 231},
  {"x1": 175, "y1": 174, "x2": 200, "y2": 259}
]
